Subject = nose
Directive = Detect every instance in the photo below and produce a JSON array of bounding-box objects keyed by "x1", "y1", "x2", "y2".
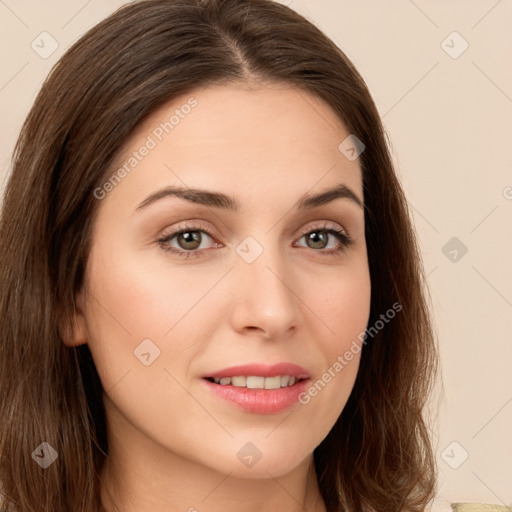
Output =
[{"x1": 229, "y1": 243, "x2": 299, "y2": 340}]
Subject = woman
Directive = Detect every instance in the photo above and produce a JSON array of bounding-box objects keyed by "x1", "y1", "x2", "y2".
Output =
[{"x1": 0, "y1": 0, "x2": 440, "y2": 510}]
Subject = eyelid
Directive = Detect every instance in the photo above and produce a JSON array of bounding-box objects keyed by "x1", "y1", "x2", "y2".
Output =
[
  {"x1": 295, "y1": 221, "x2": 348, "y2": 238},
  {"x1": 158, "y1": 220, "x2": 216, "y2": 240}
]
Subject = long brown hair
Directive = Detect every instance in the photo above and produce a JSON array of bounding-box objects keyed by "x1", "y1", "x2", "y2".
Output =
[{"x1": 0, "y1": 0, "x2": 439, "y2": 510}]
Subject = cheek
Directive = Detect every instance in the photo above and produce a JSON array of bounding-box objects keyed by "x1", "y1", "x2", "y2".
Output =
[
  {"x1": 81, "y1": 245, "x2": 229, "y2": 388},
  {"x1": 313, "y1": 259, "x2": 371, "y2": 352},
  {"x1": 296, "y1": 259, "x2": 371, "y2": 421}
]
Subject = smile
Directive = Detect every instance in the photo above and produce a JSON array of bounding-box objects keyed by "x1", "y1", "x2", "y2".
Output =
[
  {"x1": 206, "y1": 375, "x2": 302, "y2": 388},
  {"x1": 202, "y1": 363, "x2": 311, "y2": 414}
]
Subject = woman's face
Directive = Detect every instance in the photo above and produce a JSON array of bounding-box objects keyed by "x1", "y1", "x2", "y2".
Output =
[{"x1": 69, "y1": 83, "x2": 371, "y2": 478}]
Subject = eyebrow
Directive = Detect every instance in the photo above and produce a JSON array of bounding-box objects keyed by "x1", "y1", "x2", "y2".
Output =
[{"x1": 135, "y1": 182, "x2": 363, "y2": 212}]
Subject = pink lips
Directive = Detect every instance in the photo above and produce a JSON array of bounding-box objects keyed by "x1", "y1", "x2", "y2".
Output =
[{"x1": 202, "y1": 363, "x2": 311, "y2": 415}]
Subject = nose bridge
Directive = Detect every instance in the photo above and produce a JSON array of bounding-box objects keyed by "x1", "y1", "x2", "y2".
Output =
[{"x1": 231, "y1": 234, "x2": 298, "y2": 337}]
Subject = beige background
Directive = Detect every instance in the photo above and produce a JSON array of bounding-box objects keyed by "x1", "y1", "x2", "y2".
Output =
[{"x1": 1, "y1": 0, "x2": 511, "y2": 507}]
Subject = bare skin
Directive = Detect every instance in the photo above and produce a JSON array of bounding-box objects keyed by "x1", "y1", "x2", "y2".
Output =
[{"x1": 63, "y1": 82, "x2": 371, "y2": 512}]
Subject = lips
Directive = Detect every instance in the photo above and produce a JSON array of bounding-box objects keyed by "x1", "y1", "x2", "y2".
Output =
[
  {"x1": 201, "y1": 363, "x2": 311, "y2": 414},
  {"x1": 203, "y1": 362, "x2": 310, "y2": 380}
]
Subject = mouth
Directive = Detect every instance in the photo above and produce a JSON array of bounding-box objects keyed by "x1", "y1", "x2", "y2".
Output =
[{"x1": 201, "y1": 363, "x2": 311, "y2": 414}]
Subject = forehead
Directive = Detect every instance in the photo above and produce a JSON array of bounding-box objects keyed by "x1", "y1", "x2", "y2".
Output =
[{"x1": 104, "y1": 83, "x2": 363, "y2": 210}]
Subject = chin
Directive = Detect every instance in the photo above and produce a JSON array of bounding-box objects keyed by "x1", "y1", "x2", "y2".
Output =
[{"x1": 198, "y1": 438, "x2": 312, "y2": 480}]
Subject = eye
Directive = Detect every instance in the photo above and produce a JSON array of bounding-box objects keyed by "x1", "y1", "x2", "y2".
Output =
[
  {"x1": 294, "y1": 223, "x2": 353, "y2": 255},
  {"x1": 157, "y1": 221, "x2": 353, "y2": 260},
  {"x1": 157, "y1": 222, "x2": 219, "y2": 259}
]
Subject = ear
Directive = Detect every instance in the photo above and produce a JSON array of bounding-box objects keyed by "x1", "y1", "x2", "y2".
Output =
[{"x1": 59, "y1": 288, "x2": 88, "y2": 347}]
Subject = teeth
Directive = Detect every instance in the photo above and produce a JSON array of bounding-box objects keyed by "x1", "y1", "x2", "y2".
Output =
[
  {"x1": 264, "y1": 376, "x2": 281, "y2": 389},
  {"x1": 210, "y1": 375, "x2": 301, "y2": 389},
  {"x1": 231, "y1": 376, "x2": 246, "y2": 387},
  {"x1": 246, "y1": 376, "x2": 265, "y2": 389}
]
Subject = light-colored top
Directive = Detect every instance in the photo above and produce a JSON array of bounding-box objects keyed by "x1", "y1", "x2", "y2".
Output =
[
  {"x1": 451, "y1": 505, "x2": 512, "y2": 512},
  {"x1": 428, "y1": 496, "x2": 512, "y2": 512}
]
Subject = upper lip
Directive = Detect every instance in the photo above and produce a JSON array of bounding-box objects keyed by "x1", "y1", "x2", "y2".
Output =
[{"x1": 204, "y1": 363, "x2": 310, "y2": 380}]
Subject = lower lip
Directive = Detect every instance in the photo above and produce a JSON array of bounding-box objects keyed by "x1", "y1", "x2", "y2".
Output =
[{"x1": 201, "y1": 378, "x2": 310, "y2": 414}]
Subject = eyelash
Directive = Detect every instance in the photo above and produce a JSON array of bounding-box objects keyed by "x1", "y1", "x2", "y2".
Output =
[{"x1": 157, "y1": 221, "x2": 353, "y2": 260}]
